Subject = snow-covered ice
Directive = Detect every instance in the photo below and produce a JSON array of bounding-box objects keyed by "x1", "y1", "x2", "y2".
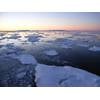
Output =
[
  {"x1": 61, "y1": 44, "x2": 72, "y2": 49},
  {"x1": 15, "y1": 54, "x2": 37, "y2": 65},
  {"x1": 89, "y1": 46, "x2": 100, "y2": 51},
  {"x1": 35, "y1": 64, "x2": 99, "y2": 87},
  {"x1": 44, "y1": 50, "x2": 58, "y2": 56},
  {"x1": 77, "y1": 43, "x2": 89, "y2": 47},
  {"x1": 7, "y1": 34, "x2": 21, "y2": 39}
]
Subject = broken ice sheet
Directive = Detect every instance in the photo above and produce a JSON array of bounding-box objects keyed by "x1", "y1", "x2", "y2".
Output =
[
  {"x1": 35, "y1": 64, "x2": 99, "y2": 87},
  {"x1": 15, "y1": 54, "x2": 37, "y2": 65},
  {"x1": 89, "y1": 46, "x2": 100, "y2": 51},
  {"x1": 77, "y1": 43, "x2": 89, "y2": 47}
]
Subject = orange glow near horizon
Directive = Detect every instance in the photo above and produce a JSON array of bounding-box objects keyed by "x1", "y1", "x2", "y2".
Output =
[
  {"x1": 0, "y1": 13, "x2": 100, "y2": 31},
  {"x1": 0, "y1": 24, "x2": 100, "y2": 31}
]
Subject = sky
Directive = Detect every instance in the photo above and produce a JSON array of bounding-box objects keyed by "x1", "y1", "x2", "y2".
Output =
[{"x1": 0, "y1": 12, "x2": 100, "y2": 31}]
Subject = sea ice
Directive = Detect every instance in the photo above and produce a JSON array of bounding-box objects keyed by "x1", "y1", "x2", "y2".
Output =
[
  {"x1": 89, "y1": 46, "x2": 100, "y2": 51},
  {"x1": 61, "y1": 44, "x2": 72, "y2": 49},
  {"x1": 7, "y1": 34, "x2": 21, "y2": 39},
  {"x1": 44, "y1": 50, "x2": 58, "y2": 56},
  {"x1": 15, "y1": 54, "x2": 37, "y2": 65},
  {"x1": 77, "y1": 43, "x2": 89, "y2": 47},
  {"x1": 0, "y1": 46, "x2": 15, "y2": 54},
  {"x1": 35, "y1": 64, "x2": 99, "y2": 87}
]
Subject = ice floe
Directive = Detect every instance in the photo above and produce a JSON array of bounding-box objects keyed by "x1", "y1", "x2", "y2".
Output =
[
  {"x1": 61, "y1": 44, "x2": 72, "y2": 49},
  {"x1": 15, "y1": 54, "x2": 37, "y2": 65},
  {"x1": 44, "y1": 50, "x2": 58, "y2": 56},
  {"x1": 77, "y1": 43, "x2": 89, "y2": 47},
  {"x1": 0, "y1": 44, "x2": 24, "y2": 56},
  {"x1": 35, "y1": 64, "x2": 99, "y2": 87},
  {"x1": 7, "y1": 34, "x2": 21, "y2": 39},
  {"x1": 89, "y1": 46, "x2": 100, "y2": 51}
]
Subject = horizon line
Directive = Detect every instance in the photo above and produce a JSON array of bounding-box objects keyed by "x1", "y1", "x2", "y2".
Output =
[{"x1": 0, "y1": 29, "x2": 100, "y2": 32}]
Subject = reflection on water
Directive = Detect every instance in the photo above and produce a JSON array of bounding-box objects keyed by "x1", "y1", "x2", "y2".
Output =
[{"x1": 0, "y1": 30, "x2": 100, "y2": 75}]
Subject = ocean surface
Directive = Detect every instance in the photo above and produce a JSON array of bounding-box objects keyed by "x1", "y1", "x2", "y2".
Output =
[{"x1": 0, "y1": 30, "x2": 100, "y2": 86}]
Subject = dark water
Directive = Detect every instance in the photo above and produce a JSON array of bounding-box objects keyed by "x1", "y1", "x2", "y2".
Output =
[{"x1": 29, "y1": 45, "x2": 100, "y2": 76}]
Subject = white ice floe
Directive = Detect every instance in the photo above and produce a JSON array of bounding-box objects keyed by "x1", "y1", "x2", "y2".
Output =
[
  {"x1": 35, "y1": 64, "x2": 99, "y2": 87},
  {"x1": 44, "y1": 50, "x2": 58, "y2": 56},
  {"x1": 7, "y1": 34, "x2": 21, "y2": 39},
  {"x1": 15, "y1": 54, "x2": 37, "y2": 65},
  {"x1": 77, "y1": 43, "x2": 89, "y2": 47},
  {"x1": 61, "y1": 44, "x2": 72, "y2": 49},
  {"x1": 89, "y1": 46, "x2": 100, "y2": 51}
]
